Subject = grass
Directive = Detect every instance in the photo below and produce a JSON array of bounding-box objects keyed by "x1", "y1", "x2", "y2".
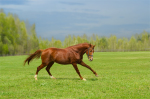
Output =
[{"x1": 0, "y1": 52, "x2": 150, "y2": 99}]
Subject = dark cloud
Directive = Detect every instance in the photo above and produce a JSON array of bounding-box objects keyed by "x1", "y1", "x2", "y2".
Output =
[
  {"x1": 60, "y1": 1, "x2": 84, "y2": 6},
  {"x1": 0, "y1": 0, "x2": 149, "y2": 41},
  {"x1": 0, "y1": 0, "x2": 28, "y2": 5}
]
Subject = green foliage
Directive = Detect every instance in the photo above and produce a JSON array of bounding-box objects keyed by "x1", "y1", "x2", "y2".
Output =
[
  {"x1": 0, "y1": 11, "x2": 39, "y2": 55},
  {"x1": 2, "y1": 44, "x2": 8, "y2": 55},
  {"x1": 0, "y1": 10, "x2": 150, "y2": 56},
  {"x1": 99, "y1": 37, "x2": 108, "y2": 51}
]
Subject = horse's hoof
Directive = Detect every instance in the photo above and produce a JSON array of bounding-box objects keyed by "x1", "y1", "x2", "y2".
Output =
[
  {"x1": 82, "y1": 78, "x2": 86, "y2": 81},
  {"x1": 50, "y1": 76, "x2": 56, "y2": 79},
  {"x1": 95, "y1": 74, "x2": 99, "y2": 77},
  {"x1": 34, "y1": 75, "x2": 38, "y2": 80},
  {"x1": 35, "y1": 78, "x2": 38, "y2": 80},
  {"x1": 52, "y1": 77, "x2": 56, "y2": 79}
]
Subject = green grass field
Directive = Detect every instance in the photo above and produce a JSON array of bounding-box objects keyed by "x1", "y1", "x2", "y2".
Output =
[{"x1": 0, "y1": 52, "x2": 150, "y2": 99}]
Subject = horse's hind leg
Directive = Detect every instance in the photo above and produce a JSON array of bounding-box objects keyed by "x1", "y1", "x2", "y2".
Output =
[
  {"x1": 46, "y1": 62, "x2": 55, "y2": 79},
  {"x1": 34, "y1": 63, "x2": 46, "y2": 80}
]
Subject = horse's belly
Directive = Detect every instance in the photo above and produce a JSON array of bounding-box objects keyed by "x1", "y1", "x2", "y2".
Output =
[
  {"x1": 54, "y1": 56, "x2": 71, "y2": 64},
  {"x1": 55, "y1": 61, "x2": 70, "y2": 65},
  {"x1": 55, "y1": 60, "x2": 71, "y2": 64}
]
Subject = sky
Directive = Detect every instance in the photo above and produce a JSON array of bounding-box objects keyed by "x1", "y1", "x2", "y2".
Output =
[{"x1": 0, "y1": 0, "x2": 150, "y2": 40}]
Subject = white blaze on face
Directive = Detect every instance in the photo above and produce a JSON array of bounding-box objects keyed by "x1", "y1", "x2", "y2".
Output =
[
  {"x1": 88, "y1": 50, "x2": 93, "y2": 61},
  {"x1": 86, "y1": 46, "x2": 95, "y2": 61}
]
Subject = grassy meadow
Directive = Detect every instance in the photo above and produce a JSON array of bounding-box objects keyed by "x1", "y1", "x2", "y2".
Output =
[{"x1": 0, "y1": 52, "x2": 150, "y2": 99}]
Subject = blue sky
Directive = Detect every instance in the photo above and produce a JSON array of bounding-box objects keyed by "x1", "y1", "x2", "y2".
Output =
[{"x1": 0, "y1": 0, "x2": 150, "y2": 40}]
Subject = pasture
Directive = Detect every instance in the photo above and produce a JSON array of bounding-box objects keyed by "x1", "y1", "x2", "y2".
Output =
[{"x1": 0, "y1": 52, "x2": 150, "y2": 99}]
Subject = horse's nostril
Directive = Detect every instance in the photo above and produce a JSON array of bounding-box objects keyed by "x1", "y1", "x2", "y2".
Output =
[{"x1": 89, "y1": 58, "x2": 93, "y2": 61}]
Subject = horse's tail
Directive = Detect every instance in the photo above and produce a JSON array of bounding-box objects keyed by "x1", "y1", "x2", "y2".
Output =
[{"x1": 24, "y1": 49, "x2": 44, "y2": 65}]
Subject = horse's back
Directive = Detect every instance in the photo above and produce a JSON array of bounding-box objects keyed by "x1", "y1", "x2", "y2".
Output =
[
  {"x1": 41, "y1": 47, "x2": 71, "y2": 64},
  {"x1": 51, "y1": 48, "x2": 72, "y2": 64},
  {"x1": 41, "y1": 47, "x2": 66, "y2": 58}
]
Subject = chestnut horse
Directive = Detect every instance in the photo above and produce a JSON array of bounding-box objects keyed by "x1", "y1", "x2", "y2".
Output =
[{"x1": 24, "y1": 43, "x2": 98, "y2": 81}]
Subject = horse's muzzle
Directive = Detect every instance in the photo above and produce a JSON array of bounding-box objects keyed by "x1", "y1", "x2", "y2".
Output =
[{"x1": 89, "y1": 57, "x2": 93, "y2": 61}]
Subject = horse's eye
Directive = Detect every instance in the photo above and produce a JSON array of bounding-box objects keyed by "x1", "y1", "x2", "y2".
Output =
[{"x1": 90, "y1": 51, "x2": 92, "y2": 52}]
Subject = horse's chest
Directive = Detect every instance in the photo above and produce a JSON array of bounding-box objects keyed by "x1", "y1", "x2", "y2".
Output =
[{"x1": 69, "y1": 56, "x2": 82, "y2": 64}]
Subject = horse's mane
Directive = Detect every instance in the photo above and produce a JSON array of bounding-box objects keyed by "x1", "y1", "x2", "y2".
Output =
[{"x1": 67, "y1": 43, "x2": 89, "y2": 48}]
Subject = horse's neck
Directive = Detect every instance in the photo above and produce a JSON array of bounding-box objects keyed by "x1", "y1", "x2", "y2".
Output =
[
  {"x1": 69, "y1": 44, "x2": 89, "y2": 55},
  {"x1": 76, "y1": 45, "x2": 88, "y2": 55}
]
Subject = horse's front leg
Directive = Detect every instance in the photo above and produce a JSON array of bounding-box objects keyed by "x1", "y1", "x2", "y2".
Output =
[
  {"x1": 72, "y1": 63, "x2": 86, "y2": 81},
  {"x1": 80, "y1": 61, "x2": 98, "y2": 77}
]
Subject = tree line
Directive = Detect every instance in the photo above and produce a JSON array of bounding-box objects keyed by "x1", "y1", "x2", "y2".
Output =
[{"x1": 0, "y1": 11, "x2": 150, "y2": 56}]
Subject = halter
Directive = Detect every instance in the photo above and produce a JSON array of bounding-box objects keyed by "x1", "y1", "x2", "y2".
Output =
[{"x1": 86, "y1": 47, "x2": 93, "y2": 58}]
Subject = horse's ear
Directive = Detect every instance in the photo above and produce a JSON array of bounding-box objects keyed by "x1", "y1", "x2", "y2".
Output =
[{"x1": 94, "y1": 45, "x2": 95, "y2": 47}]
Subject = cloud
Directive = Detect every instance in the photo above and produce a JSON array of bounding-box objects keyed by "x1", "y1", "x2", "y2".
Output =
[
  {"x1": 0, "y1": 0, "x2": 28, "y2": 5},
  {"x1": 0, "y1": 0, "x2": 149, "y2": 41},
  {"x1": 60, "y1": 1, "x2": 84, "y2": 6}
]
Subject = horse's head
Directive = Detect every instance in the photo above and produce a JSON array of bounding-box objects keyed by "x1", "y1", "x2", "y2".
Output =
[{"x1": 85, "y1": 44, "x2": 95, "y2": 61}]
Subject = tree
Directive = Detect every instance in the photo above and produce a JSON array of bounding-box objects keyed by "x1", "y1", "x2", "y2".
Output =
[
  {"x1": 29, "y1": 24, "x2": 39, "y2": 53},
  {"x1": 99, "y1": 37, "x2": 108, "y2": 51},
  {"x1": 50, "y1": 37, "x2": 56, "y2": 47},
  {"x1": 0, "y1": 41, "x2": 3, "y2": 55},
  {"x1": 39, "y1": 37, "x2": 50, "y2": 49},
  {"x1": 129, "y1": 36, "x2": 136, "y2": 51},
  {"x1": 2, "y1": 44, "x2": 9, "y2": 55},
  {"x1": 54, "y1": 40, "x2": 62, "y2": 48},
  {"x1": 95, "y1": 35, "x2": 100, "y2": 51},
  {"x1": 1, "y1": 10, "x2": 150, "y2": 55},
  {"x1": 117, "y1": 39, "x2": 124, "y2": 51},
  {"x1": 108, "y1": 35, "x2": 117, "y2": 51},
  {"x1": 141, "y1": 31, "x2": 149, "y2": 50}
]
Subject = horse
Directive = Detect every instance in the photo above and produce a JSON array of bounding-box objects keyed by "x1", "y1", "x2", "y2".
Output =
[{"x1": 24, "y1": 43, "x2": 98, "y2": 81}]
